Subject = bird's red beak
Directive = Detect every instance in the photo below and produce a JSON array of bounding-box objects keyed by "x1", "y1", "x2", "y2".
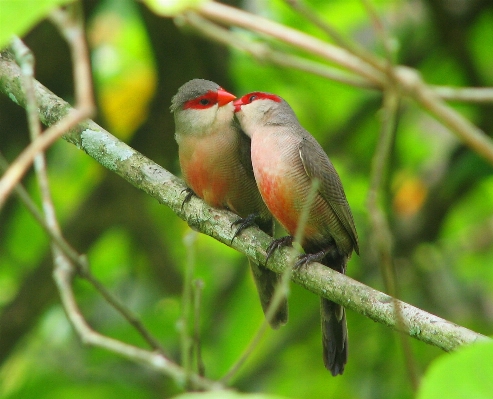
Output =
[
  {"x1": 217, "y1": 88, "x2": 236, "y2": 107},
  {"x1": 233, "y1": 98, "x2": 243, "y2": 113}
]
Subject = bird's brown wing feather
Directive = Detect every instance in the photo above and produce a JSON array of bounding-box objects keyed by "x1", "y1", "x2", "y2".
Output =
[
  {"x1": 237, "y1": 127, "x2": 255, "y2": 178},
  {"x1": 298, "y1": 136, "x2": 359, "y2": 254}
]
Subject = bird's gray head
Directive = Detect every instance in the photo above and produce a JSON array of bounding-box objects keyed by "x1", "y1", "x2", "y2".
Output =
[
  {"x1": 171, "y1": 79, "x2": 236, "y2": 140},
  {"x1": 170, "y1": 79, "x2": 221, "y2": 113},
  {"x1": 233, "y1": 92, "x2": 299, "y2": 137}
]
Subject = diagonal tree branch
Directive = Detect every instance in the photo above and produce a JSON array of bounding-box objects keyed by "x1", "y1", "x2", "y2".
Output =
[{"x1": 0, "y1": 54, "x2": 488, "y2": 353}]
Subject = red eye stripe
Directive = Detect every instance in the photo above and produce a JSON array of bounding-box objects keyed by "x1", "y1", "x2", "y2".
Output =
[
  {"x1": 183, "y1": 91, "x2": 218, "y2": 110},
  {"x1": 239, "y1": 92, "x2": 282, "y2": 105}
]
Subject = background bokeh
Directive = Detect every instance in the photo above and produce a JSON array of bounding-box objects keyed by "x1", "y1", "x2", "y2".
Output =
[{"x1": 1, "y1": 0, "x2": 493, "y2": 398}]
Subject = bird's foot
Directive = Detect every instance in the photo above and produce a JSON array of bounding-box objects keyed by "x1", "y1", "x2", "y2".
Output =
[
  {"x1": 294, "y1": 244, "x2": 341, "y2": 270},
  {"x1": 180, "y1": 188, "x2": 195, "y2": 211},
  {"x1": 294, "y1": 249, "x2": 328, "y2": 269},
  {"x1": 266, "y1": 236, "x2": 294, "y2": 264},
  {"x1": 231, "y1": 213, "x2": 258, "y2": 243}
]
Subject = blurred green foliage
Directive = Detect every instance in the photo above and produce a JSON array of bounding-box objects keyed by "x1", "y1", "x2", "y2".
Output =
[
  {"x1": 0, "y1": 0, "x2": 74, "y2": 48},
  {"x1": 417, "y1": 341, "x2": 493, "y2": 399},
  {"x1": 1, "y1": 0, "x2": 493, "y2": 398}
]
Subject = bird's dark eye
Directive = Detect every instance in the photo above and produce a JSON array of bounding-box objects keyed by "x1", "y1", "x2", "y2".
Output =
[
  {"x1": 200, "y1": 99, "x2": 210, "y2": 105},
  {"x1": 248, "y1": 95, "x2": 257, "y2": 103}
]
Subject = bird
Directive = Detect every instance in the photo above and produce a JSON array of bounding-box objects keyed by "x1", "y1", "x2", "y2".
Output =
[
  {"x1": 234, "y1": 91, "x2": 359, "y2": 375},
  {"x1": 171, "y1": 79, "x2": 288, "y2": 329}
]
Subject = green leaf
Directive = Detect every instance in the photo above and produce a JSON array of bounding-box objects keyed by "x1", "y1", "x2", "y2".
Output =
[
  {"x1": 0, "y1": 0, "x2": 75, "y2": 49},
  {"x1": 417, "y1": 341, "x2": 493, "y2": 399},
  {"x1": 144, "y1": 0, "x2": 208, "y2": 17},
  {"x1": 172, "y1": 392, "x2": 292, "y2": 399}
]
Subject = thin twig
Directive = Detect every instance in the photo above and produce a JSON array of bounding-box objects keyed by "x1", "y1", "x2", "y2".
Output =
[
  {"x1": 180, "y1": 230, "x2": 198, "y2": 387},
  {"x1": 193, "y1": 279, "x2": 206, "y2": 377},
  {"x1": 49, "y1": 3, "x2": 170, "y2": 359},
  {"x1": 0, "y1": 106, "x2": 91, "y2": 211},
  {"x1": 49, "y1": 4, "x2": 94, "y2": 108},
  {"x1": 197, "y1": 1, "x2": 386, "y2": 86},
  {"x1": 284, "y1": 0, "x2": 386, "y2": 72},
  {"x1": 363, "y1": 1, "x2": 397, "y2": 294},
  {"x1": 12, "y1": 33, "x2": 67, "y2": 294},
  {"x1": 0, "y1": 4, "x2": 95, "y2": 210},
  {"x1": 182, "y1": 12, "x2": 376, "y2": 90},
  {"x1": 396, "y1": 66, "x2": 493, "y2": 166},
  {"x1": 360, "y1": 0, "x2": 395, "y2": 66},
  {"x1": 81, "y1": 271, "x2": 170, "y2": 355},
  {"x1": 0, "y1": 152, "x2": 169, "y2": 354},
  {"x1": 431, "y1": 86, "x2": 493, "y2": 103},
  {"x1": 53, "y1": 255, "x2": 223, "y2": 390},
  {"x1": 368, "y1": 88, "x2": 421, "y2": 390}
]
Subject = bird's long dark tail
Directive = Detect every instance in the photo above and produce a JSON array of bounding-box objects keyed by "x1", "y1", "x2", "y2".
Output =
[
  {"x1": 321, "y1": 297, "x2": 348, "y2": 376},
  {"x1": 247, "y1": 218, "x2": 288, "y2": 329},
  {"x1": 249, "y1": 260, "x2": 288, "y2": 329},
  {"x1": 320, "y1": 250, "x2": 348, "y2": 376}
]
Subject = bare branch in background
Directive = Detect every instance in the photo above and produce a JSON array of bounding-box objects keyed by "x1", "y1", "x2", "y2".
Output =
[
  {"x1": 1, "y1": 6, "x2": 216, "y2": 389},
  {"x1": 283, "y1": 0, "x2": 386, "y2": 72},
  {"x1": 192, "y1": 2, "x2": 493, "y2": 166},
  {"x1": 53, "y1": 259, "x2": 222, "y2": 391},
  {"x1": 184, "y1": 8, "x2": 493, "y2": 103},
  {"x1": 0, "y1": 151, "x2": 176, "y2": 361},
  {"x1": 0, "y1": 105, "x2": 90, "y2": 210},
  {"x1": 197, "y1": 1, "x2": 385, "y2": 85},
  {"x1": 396, "y1": 66, "x2": 493, "y2": 164},
  {"x1": 431, "y1": 86, "x2": 493, "y2": 103},
  {"x1": 49, "y1": 5, "x2": 94, "y2": 108},
  {"x1": 0, "y1": 4, "x2": 95, "y2": 211},
  {"x1": 181, "y1": 12, "x2": 376, "y2": 90}
]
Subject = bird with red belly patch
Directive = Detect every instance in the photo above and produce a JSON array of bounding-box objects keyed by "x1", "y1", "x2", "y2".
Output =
[
  {"x1": 234, "y1": 92, "x2": 359, "y2": 375},
  {"x1": 171, "y1": 80, "x2": 288, "y2": 329}
]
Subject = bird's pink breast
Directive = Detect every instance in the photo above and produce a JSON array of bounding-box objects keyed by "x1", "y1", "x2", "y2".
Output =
[
  {"x1": 251, "y1": 136, "x2": 300, "y2": 236},
  {"x1": 251, "y1": 132, "x2": 324, "y2": 242},
  {"x1": 184, "y1": 160, "x2": 228, "y2": 207},
  {"x1": 179, "y1": 136, "x2": 230, "y2": 208}
]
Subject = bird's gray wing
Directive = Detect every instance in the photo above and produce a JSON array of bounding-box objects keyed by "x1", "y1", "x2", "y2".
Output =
[{"x1": 298, "y1": 135, "x2": 359, "y2": 254}]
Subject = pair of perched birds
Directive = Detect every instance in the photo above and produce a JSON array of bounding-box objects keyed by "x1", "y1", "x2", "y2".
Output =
[{"x1": 171, "y1": 79, "x2": 359, "y2": 376}]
